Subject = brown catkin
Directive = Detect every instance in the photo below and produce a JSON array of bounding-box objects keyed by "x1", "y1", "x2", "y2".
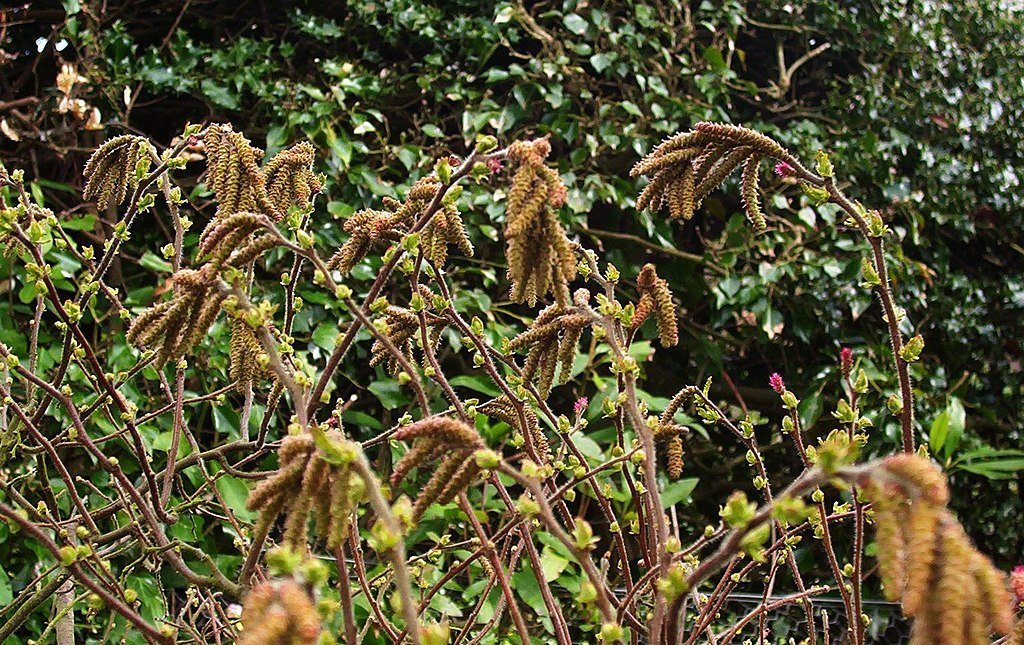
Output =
[
  {"x1": 239, "y1": 580, "x2": 321, "y2": 645},
  {"x1": 633, "y1": 264, "x2": 678, "y2": 347},
  {"x1": 263, "y1": 142, "x2": 321, "y2": 214},
  {"x1": 412, "y1": 454, "x2": 467, "y2": 521},
  {"x1": 871, "y1": 492, "x2": 909, "y2": 601},
  {"x1": 882, "y1": 453, "x2": 950, "y2": 506},
  {"x1": 901, "y1": 502, "x2": 941, "y2": 617},
  {"x1": 83, "y1": 135, "x2": 150, "y2": 210},
  {"x1": 503, "y1": 140, "x2": 576, "y2": 305},
  {"x1": 740, "y1": 155, "x2": 767, "y2": 230},
  {"x1": 666, "y1": 435, "x2": 684, "y2": 479},
  {"x1": 933, "y1": 520, "x2": 971, "y2": 644},
  {"x1": 863, "y1": 454, "x2": 1015, "y2": 643}
]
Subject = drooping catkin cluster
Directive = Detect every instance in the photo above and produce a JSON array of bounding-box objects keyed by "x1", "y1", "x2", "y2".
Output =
[
  {"x1": 246, "y1": 431, "x2": 364, "y2": 551},
  {"x1": 504, "y1": 138, "x2": 577, "y2": 307},
  {"x1": 630, "y1": 263, "x2": 678, "y2": 347},
  {"x1": 203, "y1": 124, "x2": 276, "y2": 219},
  {"x1": 126, "y1": 265, "x2": 225, "y2": 366},
  {"x1": 370, "y1": 304, "x2": 447, "y2": 374},
  {"x1": 201, "y1": 127, "x2": 321, "y2": 267},
  {"x1": 656, "y1": 387, "x2": 698, "y2": 479},
  {"x1": 328, "y1": 177, "x2": 441, "y2": 274},
  {"x1": 863, "y1": 454, "x2": 1014, "y2": 644},
  {"x1": 653, "y1": 422, "x2": 687, "y2": 480},
  {"x1": 631, "y1": 122, "x2": 794, "y2": 229},
  {"x1": 229, "y1": 317, "x2": 267, "y2": 392},
  {"x1": 82, "y1": 135, "x2": 151, "y2": 210},
  {"x1": 263, "y1": 142, "x2": 323, "y2": 215},
  {"x1": 238, "y1": 579, "x2": 321, "y2": 645},
  {"x1": 477, "y1": 397, "x2": 550, "y2": 465},
  {"x1": 196, "y1": 212, "x2": 266, "y2": 268},
  {"x1": 390, "y1": 416, "x2": 485, "y2": 522},
  {"x1": 509, "y1": 288, "x2": 591, "y2": 397},
  {"x1": 421, "y1": 203, "x2": 474, "y2": 266}
]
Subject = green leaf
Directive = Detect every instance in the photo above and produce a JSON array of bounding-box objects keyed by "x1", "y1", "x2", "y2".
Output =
[
  {"x1": 590, "y1": 53, "x2": 612, "y2": 73},
  {"x1": 215, "y1": 474, "x2": 257, "y2": 521},
  {"x1": 929, "y1": 397, "x2": 964, "y2": 456},
  {"x1": 200, "y1": 79, "x2": 240, "y2": 110},
  {"x1": 953, "y1": 448, "x2": 1024, "y2": 480},
  {"x1": 60, "y1": 213, "x2": 96, "y2": 231},
  {"x1": 943, "y1": 398, "x2": 966, "y2": 457},
  {"x1": 563, "y1": 13, "x2": 587, "y2": 35},
  {"x1": 661, "y1": 477, "x2": 699, "y2": 508},
  {"x1": 511, "y1": 568, "x2": 547, "y2": 615},
  {"x1": 449, "y1": 375, "x2": 500, "y2": 397},
  {"x1": 312, "y1": 321, "x2": 338, "y2": 352},
  {"x1": 703, "y1": 47, "x2": 726, "y2": 72},
  {"x1": 421, "y1": 124, "x2": 444, "y2": 138},
  {"x1": 0, "y1": 565, "x2": 11, "y2": 605},
  {"x1": 539, "y1": 546, "x2": 569, "y2": 582},
  {"x1": 368, "y1": 380, "x2": 409, "y2": 408},
  {"x1": 929, "y1": 411, "x2": 950, "y2": 453},
  {"x1": 139, "y1": 250, "x2": 172, "y2": 273}
]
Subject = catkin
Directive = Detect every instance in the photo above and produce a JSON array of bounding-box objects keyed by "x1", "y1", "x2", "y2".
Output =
[
  {"x1": 390, "y1": 417, "x2": 486, "y2": 521},
  {"x1": 238, "y1": 580, "x2": 321, "y2": 645},
  {"x1": 83, "y1": 135, "x2": 151, "y2": 210},
  {"x1": 632, "y1": 264, "x2": 678, "y2": 347},
  {"x1": 631, "y1": 122, "x2": 797, "y2": 231},
  {"x1": 246, "y1": 430, "x2": 363, "y2": 551},
  {"x1": 503, "y1": 139, "x2": 577, "y2": 306},
  {"x1": 862, "y1": 454, "x2": 1015, "y2": 644}
]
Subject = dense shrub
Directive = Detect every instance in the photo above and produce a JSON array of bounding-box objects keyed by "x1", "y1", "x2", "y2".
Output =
[{"x1": 0, "y1": 1, "x2": 1022, "y2": 643}]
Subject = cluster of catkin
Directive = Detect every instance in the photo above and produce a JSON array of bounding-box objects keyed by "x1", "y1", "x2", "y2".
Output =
[
  {"x1": 238, "y1": 579, "x2": 321, "y2": 645},
  {"x1": 654, "y1": 386, "x2": 698, "y2": 480},
  {"x1": 390, "y1": 417, "x2": 485, "y2": 522},
  {"x1": 863, "y1": 453, "x2": 1015, "y2": 644},
  {"x1": 631, "y1": 122, "x2": 794, "y2": 229},
  {"x1": 200, "y1": 124, "x2": 321, "y2": 266},
  {"x1": 246, "y1": 431, "x2": 363, "y2": 551},
  {"x1": 328, "y1": 177, "x2": 441, "y2": 274},
  {"x1": 629, "y1": 263, "x2": 678, "y2": 347},
  {"x1": 126, "y1": 265, "x2": 226, "y2": 366},
  {"x1": 477, "y1": 397, "x2": 550, "y2": 465},
  {"x1": 508, "y1": 288, "x2": 591, "y2": 397},
  {"x1": 82, "y1": 135, "x2": 151, "y2": 210},
  {"x1": 504, "y1": 138, "x2": 577, "y2": 307},
  {"x1": 370, "y1": 303, "x2": 446, "y2": 375},
  {"x1": 204, "y1": 124, "x2": 321, "y2": 221},
  {"x1": 122, "y1": 126, "x2": 320, "y2": 367},
  {"x1": 228, "y1": 317, "x2": 267, "y2": 392},
  {"x1": 421, "y1": 202, "x2": 474, "y2": 266}
]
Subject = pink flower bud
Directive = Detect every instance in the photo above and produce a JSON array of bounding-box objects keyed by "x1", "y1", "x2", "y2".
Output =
[
  {"x1": 769, "y1": 373, "x2": 785, "y2": 395},
  {"x1": 574, "y1": 397, "x2": 588, "y2": 417},
  {"x1": 1011, "y1": 565, "x2": 1024, "y2": 604},
  {"x1": 774, "y1": 161, "x2": 795, "y2": 177},
  {"x1": 486, "y1": 157, "x2": 503, "y2": 174},
  {"x1": 840, "y1": 347, "x2": 853, "y2": 377}
]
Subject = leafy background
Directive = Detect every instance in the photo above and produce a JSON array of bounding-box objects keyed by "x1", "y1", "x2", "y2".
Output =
[{"x1": 1, "y1": 0, "x2": 1022, "y2": 639}]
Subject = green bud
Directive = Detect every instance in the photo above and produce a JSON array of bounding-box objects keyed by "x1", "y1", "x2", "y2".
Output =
[
  {"x1": 435, "y1": 158, "x2": 452, "y2": 183},
  {"x1": 58, "y1": 545, "x2": 78, "y2": 566},
  {"x1": 887, "y1": 394, "x2": 903, "y2": 415},
  {"x1": 474, "y1": 449, "x2": 501, "y2": 469},
  {"x1": 720, "y1": 491, "x2": 756, "y2": 529},
  {"x1": 815, "y1": 150, "x2": 834, "y2": 178},
  {"x1": 600, "y1": 622, "x2": 624, "y2": 643},
  {"x1": 899, "y1": 335, "x2": 925, "y2": 363},
  {"x1": 475, "y1": 134, "x2": 498, "y2": 153}
]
